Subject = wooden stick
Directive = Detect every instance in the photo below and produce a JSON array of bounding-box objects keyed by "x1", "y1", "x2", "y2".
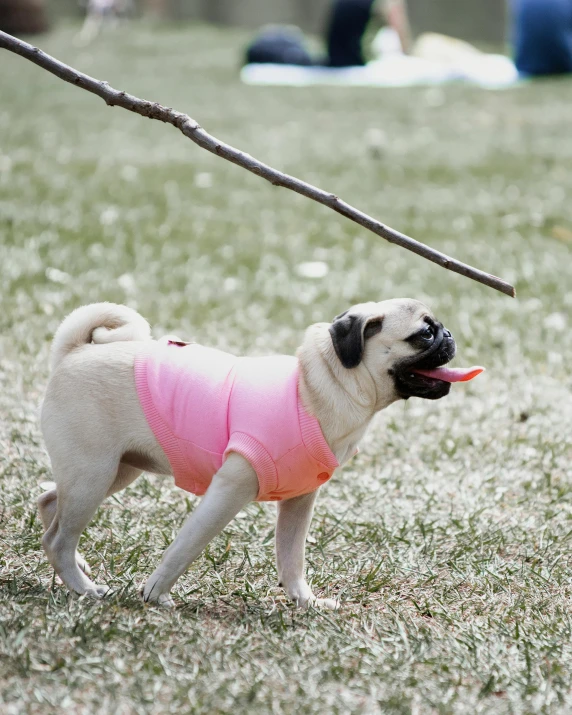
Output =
[{"x1": 0, "y1": 30, "x2": 516, "y2": 297}]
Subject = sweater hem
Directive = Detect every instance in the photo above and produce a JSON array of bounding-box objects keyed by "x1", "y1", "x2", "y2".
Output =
[{"x1": 224, "y1": 432, "x2": 278, "y2": 500}]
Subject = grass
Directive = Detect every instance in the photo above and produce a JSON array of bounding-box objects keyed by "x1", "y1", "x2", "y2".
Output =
[{"x1": 1, "y1": 21, "x2": 572, "y2": 714}]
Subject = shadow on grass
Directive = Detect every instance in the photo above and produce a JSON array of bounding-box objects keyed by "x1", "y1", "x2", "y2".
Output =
[{"x1": 1, "y1": 573, "x2": 344, "y2": 633}]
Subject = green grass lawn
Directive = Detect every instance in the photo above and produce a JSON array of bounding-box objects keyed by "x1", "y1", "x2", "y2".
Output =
[{"x1": 1, "y1": 22, "x2": 572, "y2": 714}]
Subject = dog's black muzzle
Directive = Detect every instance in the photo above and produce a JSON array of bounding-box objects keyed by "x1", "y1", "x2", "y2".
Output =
[{"x1": 393, "y1": 324, "x2": 457, "y2": 400}]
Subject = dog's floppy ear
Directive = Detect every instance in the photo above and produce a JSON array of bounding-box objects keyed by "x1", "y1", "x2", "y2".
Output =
[{"x1": 329, "y1": 313, "x2": 383, "y2": 369}]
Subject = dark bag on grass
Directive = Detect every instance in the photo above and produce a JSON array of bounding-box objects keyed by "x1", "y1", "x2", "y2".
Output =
[{"x1": 244, "y1": 26, "x2": 314, "y2": 66}]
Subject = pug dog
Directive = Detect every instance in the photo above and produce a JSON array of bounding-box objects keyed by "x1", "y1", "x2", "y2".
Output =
[{"x1": 38, "y1": 300, "x2": 480, "y2": 609}]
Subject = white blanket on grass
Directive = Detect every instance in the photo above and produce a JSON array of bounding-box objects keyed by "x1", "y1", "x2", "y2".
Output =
[{"x1": 241, "y1": 53, "x2": 519, "y2": 90}]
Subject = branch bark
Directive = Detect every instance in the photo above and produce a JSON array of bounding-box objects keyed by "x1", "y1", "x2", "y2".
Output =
[{"x1": 0, "y1": 30, "x2": 516, "y2": 297}]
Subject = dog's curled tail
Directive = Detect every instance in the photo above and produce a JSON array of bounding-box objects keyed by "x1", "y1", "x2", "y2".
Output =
[{"x1": 50, "y1": 302, "x2": 151, "y2": 372}]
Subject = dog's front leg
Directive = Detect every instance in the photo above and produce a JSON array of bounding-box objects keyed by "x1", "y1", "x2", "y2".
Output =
[
  {"x1": 142, "y1": 453, "x2": 258, "y2": 607},
  {"x1": 276, "y1": 490, "x2": 338, "y2": 610}
]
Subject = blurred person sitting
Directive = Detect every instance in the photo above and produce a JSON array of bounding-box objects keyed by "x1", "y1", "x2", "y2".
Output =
[
  {"x1": 330, "y1": 0, "x2": 572, "y2": 75},
  {"x1": 245, "y1": 0, "x2": 410, "y2": 67},
  {"x1": 326, "y1": 0, "x2": 410, "y2": 66}
]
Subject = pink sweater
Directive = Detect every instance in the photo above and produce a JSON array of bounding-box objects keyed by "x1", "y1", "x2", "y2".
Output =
[{"x1": 134, "y1": 343, "x2": 338, "y2": 501}]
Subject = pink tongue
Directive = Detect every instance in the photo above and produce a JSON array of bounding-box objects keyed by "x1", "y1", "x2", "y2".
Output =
[{"x1": 412, "y1": 366, "x2": 485, "y2": 383}]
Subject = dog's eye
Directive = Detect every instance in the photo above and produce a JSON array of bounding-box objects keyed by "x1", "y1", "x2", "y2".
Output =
[{"x1": 421, "y1": 326, "x2": 434, "y2": 341}]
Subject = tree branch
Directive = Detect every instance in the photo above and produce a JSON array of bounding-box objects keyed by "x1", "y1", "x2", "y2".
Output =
[{"x1": 0, "y1": 30, "x2": 515, "y2": 297}]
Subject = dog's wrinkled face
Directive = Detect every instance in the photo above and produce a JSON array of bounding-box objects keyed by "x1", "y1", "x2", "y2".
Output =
[{"x1": 329, "y1": 299, "x2": 457, "y2": 401}]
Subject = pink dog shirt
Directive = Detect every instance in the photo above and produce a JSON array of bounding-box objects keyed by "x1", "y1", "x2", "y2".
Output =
[{"x1": 134, "y1": 343, "x2": 339, "y2": 501}]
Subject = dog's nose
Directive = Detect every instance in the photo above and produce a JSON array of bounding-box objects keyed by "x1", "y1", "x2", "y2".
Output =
[{"x1": 443, "y1": 328, "x2": 451, "y2": 338}]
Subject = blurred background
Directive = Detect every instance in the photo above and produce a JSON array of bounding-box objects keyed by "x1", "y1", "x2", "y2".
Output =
[{"x1": 1, "y1": 0, "x2": 507, "y2": 44}]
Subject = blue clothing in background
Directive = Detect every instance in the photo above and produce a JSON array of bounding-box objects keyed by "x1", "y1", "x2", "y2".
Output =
[{"x1": 512, "y1": 0, "x2": 572, "y2": 75}]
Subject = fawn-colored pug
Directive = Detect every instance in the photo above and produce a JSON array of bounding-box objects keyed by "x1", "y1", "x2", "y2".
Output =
[{"x1": 39, "y1": 299, "x2": 478, "y2": 609}]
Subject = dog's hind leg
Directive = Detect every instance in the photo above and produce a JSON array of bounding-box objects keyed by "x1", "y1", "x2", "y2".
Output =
[
  {"x1": 38, "y1": 488, "x2": 92, "y2": 575},
  {"x1": 38, "y1": 463, "x2": 141, "y2": 578},
  {"x1": 42, "y1": 457, "x2": 119, "y2": 597},
  {"x1": 108, "y1": 463, "x2": 142, "y2": 497},
  {"x1": 38, "y1": 488, "x2": 58, "y2": 531}
]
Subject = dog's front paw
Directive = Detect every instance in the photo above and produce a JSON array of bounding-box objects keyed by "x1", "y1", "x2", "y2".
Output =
[
  {"x1": 141, "y1": 579, "x2": 175, "y2": 608},
  {"x1": 155, "y1": 593, "x2": 176, "y2": 609},
  {"x1": 312, "y1": 597, "x2": 340, "y2": 611},
  {"x1": 284, "y1": 580, "x2": 339, "y2": 610},
  {"x1": 297, "y1": 595, "x2": 340, "y2": 611},
  {"x1": 81, "y1": 584, "x2": 111, "y2": 599},
  {"x1": 283, "y1": 579, "x2": 313, "y2": 609}
]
